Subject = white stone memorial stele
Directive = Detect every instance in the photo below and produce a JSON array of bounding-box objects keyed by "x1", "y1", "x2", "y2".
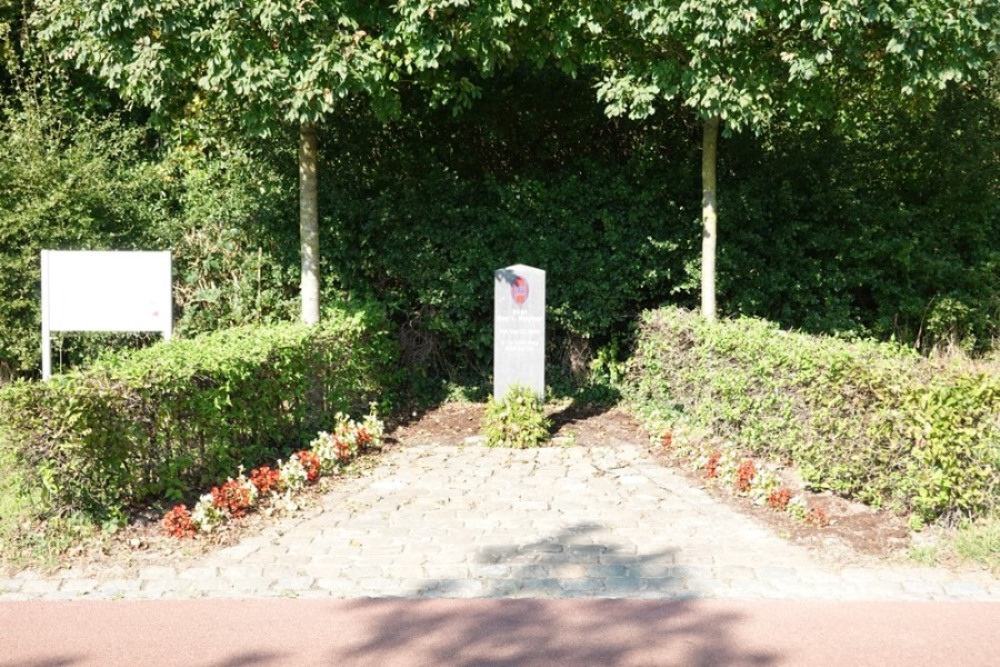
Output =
[
  {"x1": 494, "y1": 264, "x2": 545, "y2": 401},
  {"x1": 40, "y1": 250, "x2": 172, "y2": 380}
]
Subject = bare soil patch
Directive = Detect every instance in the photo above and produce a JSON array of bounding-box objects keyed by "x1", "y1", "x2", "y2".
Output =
[{"x1": 389, "y1": 400, "x2": 648, "y2": 448}]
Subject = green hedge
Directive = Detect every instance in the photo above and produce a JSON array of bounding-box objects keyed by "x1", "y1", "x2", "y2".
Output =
[
  {"x1": 626, "y1": 307, "x2": 1000, "y2": 522},
  {"x1": 0, "y1": 305, "x2": 396, "y2": 521}
]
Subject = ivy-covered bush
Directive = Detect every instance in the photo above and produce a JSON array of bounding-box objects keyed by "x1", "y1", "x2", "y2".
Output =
[
  {"x1": 626, "y1": 307, "x2": 1000, "y2": 522},
  {"x1": 0, "y1": 304, "x2": 396, "y2": 521}
]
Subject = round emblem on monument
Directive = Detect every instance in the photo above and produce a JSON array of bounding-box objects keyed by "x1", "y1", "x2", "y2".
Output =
[{"x1": 511, "y1": 276, "x2": 529, "y2": 305}]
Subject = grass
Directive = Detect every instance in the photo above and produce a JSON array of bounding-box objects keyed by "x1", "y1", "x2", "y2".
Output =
[
  {"x1": 0, "y1": 447, "x2": 103, "y2": 572},
  {"x1": 909, "y1": 517, "x2": 1000, "y2": 573},
  {"x1": 952, "y1": 519, "x2": 1000, "y2": 570}
]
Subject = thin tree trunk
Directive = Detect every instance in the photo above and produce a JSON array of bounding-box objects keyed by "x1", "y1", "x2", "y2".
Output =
[
  {"x1": 299, "y1": 122, "x2": 320, "y2": 325},
  {"x1": 701, "y1": 115, "x2": 719, "y2": 322}
]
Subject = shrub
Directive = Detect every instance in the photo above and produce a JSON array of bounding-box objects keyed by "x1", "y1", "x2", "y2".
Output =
[
  {"x1": 0, "y1": 304, "x2": 396, "y2": 521},
  {"x1": 482, "y1": 385, "x2": 552, "y2": 449},
  {"x1": 626, "y1": 307, "x2": 1000, "y2": 522},
  {"x1": 190, "y1": 492, "x2": 228, "y2": 534},
  {"x1": 703, "y1": 451, "x2": 722, "y2": 479}
]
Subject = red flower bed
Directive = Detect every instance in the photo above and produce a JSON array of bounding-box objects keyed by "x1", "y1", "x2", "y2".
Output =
[
  {"x1": 211, "y1": 479, "x2": 255, "y2": 517},
  {"x1": 705, "y1": 451, "x2": 722, "y2": 479},
  {"x1": 249, "y1": 466, "x2": 282, "y2": 495},
  {"x1": 767, "y1": 487, "x2": 792, "y2": 511},
  {"x1": 660, "y1": 430, "x2": 674, "y2": 449},
  {"x1": 735, "y1": 459, "x2": 757, "y2": 492},
  {"x1": 334, "y1": 436, "x2": 352, "y2": 461},
  {"x1": 162, "y1": 504, "x2": 196, "y2": 538}
]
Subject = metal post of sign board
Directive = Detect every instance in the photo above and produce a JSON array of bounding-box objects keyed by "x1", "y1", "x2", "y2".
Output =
[{"x1": 41, "y1": 250, "x2": 173, "y2": 380}]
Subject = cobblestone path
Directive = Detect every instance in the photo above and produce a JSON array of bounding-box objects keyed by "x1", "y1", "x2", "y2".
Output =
[{"x1": 2, "y1": 443, "x2": 997, "y2": 601}]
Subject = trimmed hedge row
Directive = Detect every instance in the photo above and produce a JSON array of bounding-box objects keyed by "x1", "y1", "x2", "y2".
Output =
[
  {"x1": 625, "y1": 308, "x2": 1000, "y2": 522},
  {"x1": 0, "y1": 305, "x2": 396, "y2": 521}
]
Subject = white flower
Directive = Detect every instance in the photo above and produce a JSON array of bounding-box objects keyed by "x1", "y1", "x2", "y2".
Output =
[
  {"x1": 748, "y1": 465, "x2": 781, "y2": 505},
  {"x1": 279, "y1": 456, "x2": 308, "y2": 491},
  {"x1": 191, "y1": 493, "x2": 228, "y2": 533},
  {"x1": 361, "y1": 413, "x2": 385, "y2": 446},
  {"x1": 311, "y1": 432, "x2": 343, "y2": 474},
  {"x1": 234, "y1": 475, "x2": 259, "y2": 506}
]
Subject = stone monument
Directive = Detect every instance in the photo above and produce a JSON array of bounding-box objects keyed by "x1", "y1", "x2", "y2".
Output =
[{"x1": 494, "y1": 264, "x2": 545, "y2": 400}]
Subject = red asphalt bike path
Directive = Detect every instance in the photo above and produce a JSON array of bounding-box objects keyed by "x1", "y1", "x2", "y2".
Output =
[{"x1": 2, "y1": 598, "x2": 998, "y2": 666}]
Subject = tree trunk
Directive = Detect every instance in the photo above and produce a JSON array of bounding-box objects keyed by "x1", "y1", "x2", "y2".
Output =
[
  {"x1": 299, "y1": 122, "x2": 320, "y2": 325},
  {"x1": 701, "y1": 116, "x2": 720, "y2": 322}
]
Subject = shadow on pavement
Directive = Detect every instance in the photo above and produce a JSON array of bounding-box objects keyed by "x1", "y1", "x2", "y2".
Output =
[
  {"x1": 333, "y1": 599, "x2": 775, "y2": 666},
  {"x1": 10, "y1": 658, "x2": 82, "y2": 667},
  {"x1": 333, "y1": 523, "x2": 777, "y2": 666},
  {"x1": 463, "y1": 522, "x2": 680, "y2": 598},
  {"x1": 205, "y1": 650, "x2": 286, "y2": 667}
]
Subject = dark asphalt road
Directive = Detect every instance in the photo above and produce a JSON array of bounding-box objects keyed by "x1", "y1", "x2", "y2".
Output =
[{"x1": 2, "y1": 598, "x2": 998, "y2": 666}]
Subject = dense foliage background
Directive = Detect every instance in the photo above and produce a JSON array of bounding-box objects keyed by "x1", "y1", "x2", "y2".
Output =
[{"x1": 1, "y1": 2, "x2": 997, "y2": 386}]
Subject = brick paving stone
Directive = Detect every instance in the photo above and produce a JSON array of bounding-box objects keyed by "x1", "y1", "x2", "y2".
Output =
[
  {"x1": 141, "y1": 580, "x2": 191, "y2": 596},
  {"x1": 943, "y1": 582, "x2": 988, "y2": 599},
  {"x1": 20, "y1": 579, "x2": 62, "y2": 595},
  {"x1": 59, "y1": 579, "x2": 99, "y2": 594},
  {"x1": 901, "y1": 579, "x2": 946, "y2": 597},
  {"x1": 559, "y1": 578, "x2": 605, "y2": 593},
  {"x1": 602, "y1": 577, "x2": 646, "y2": 596},
  {"x1": 435, "y1": 578, "x2": 487, "y2": 597},
  {"x1": 218, "y1": 565, "x2": 265, "y2": 580},
  {"x1": 271, "y1": 576, "x2": 314, "y2": 590},
  {"x1": 225, "y1": 577, "x2": 279, "y2": 591},
  {"x1": 137, "y1": 566, "x2": 178, "y2": 580},
  {"x1": 471, "y1": 564, "x2": 511, "y2": 578},
  {"x1": 0, "y1": 579, "x2": 22, "y2": 594},
  {"x1": 257, "y1": 563, "x2": 309, "y2": 580},
  {"x1": 839, "y1": 567, "x2": 887, "y2": 584},
  {"x1": 93, "y1": 580, "x2": 143, "y2": 596},
  {"x1": 177, "y1": 567, "x2": 218, "y2": 581}
]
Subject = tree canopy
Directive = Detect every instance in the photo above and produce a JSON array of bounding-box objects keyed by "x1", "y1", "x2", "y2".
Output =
[
  {"x1": 22, "y1": 0, "x2": 1000, "y2": 327},
  {"x1": 589, "y1": 0, "x2": 998, "y2": 319},
  {"x1": 35, "y1": 0, "x2": 399, "y2": 130}
]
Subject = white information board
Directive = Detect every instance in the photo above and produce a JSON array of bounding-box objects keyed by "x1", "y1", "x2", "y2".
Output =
[{"x1": 41, "y1": 250, "x2": 172, "y2": 379}]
